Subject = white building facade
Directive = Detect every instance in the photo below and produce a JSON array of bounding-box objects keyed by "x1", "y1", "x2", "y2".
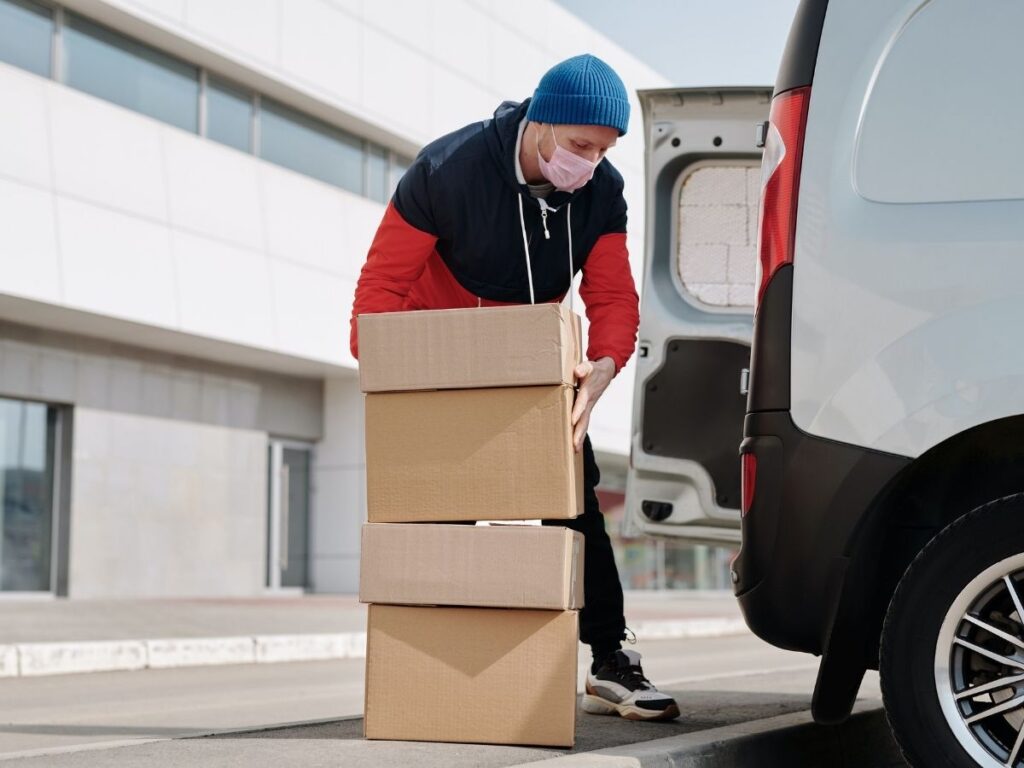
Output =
[{"x1": 0, "y1": 0, "x2": 667, "y2": 598}]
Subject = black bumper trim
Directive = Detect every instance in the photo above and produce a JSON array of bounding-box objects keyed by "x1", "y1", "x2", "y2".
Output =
[{"x1": 734, "y1": 411, "x2": 910, "y2": 655}]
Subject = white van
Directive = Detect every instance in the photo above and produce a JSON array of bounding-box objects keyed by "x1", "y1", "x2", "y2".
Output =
[{"x1": 625, "y1": 1, "x2": 1024, "y2": 766}]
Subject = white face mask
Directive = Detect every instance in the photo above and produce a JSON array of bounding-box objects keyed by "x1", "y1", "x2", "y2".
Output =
[{"x1": 537, "y1": 125, "x2": 598, "y2": 192}]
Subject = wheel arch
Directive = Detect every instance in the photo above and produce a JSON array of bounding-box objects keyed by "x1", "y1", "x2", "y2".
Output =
[
  {"x1": 813, "y1": 414, "x2": 1024, "y2": 724},
  {"x1": 856, "y1": 414, "x2": 1024, "y2": 654}
]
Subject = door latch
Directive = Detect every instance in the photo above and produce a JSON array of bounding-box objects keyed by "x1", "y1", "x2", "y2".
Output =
[
  {"x1": 740, "y1": 367, "x2": 750, "y2": 395},
  {"x1": 755, "y1": 121, "x2": 769, "y2": 149}
]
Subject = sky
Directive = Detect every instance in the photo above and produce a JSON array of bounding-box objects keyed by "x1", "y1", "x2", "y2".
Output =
[{"x1": 554, "y1": 0, "x2": 801, "y2": 87}]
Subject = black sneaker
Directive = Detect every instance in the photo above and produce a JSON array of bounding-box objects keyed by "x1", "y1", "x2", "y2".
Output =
[{"x1": 582, "y1": 649, "x2": 680, "y2": 721}]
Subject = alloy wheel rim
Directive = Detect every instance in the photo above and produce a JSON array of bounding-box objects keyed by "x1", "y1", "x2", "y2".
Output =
[{"x1": 935, "y1": 554, "x2": 1024, "y2": 768}]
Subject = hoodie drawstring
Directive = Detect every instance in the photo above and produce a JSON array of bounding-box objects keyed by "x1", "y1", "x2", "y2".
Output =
[
  {"x1": 517, "y1": 193, "x2": 536, "y2": 305},
  {"x1": 566, "y1": 203, "x2": 574, "y2": 313},
  {"x1": 517, "y1": 193, "x2": 575, "y2": 312}
]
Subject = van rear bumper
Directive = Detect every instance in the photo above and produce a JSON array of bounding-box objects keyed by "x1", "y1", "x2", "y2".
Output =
[{"x1": 733, "y1": 411, "x2": 909, "y2": 655}]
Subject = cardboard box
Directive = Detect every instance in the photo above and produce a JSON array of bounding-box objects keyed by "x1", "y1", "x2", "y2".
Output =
[
  {"x1": 359, "y1": 524, "x2": 584, "y2": 610},
  {"x1": 358, "y1": 304, "x2": 581, "y2": 393},
  {"x1": 364, "y1": 605, "x2": 578, "y2": 746},
  {"x1": 364, "y1": 385, "x2": 583, "y2": 522}
]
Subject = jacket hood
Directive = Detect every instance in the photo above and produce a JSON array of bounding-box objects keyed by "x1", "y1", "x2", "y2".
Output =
[{"x1": 484, "y1": 98, "x2": 578, "y2": 208}]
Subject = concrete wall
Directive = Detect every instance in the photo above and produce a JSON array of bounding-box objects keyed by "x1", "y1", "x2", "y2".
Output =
[
  {"x1": 0, "y1": 322, "x2": 332, "y2": 597},
  {"x1": 69, "y1": 407, "x2": 267, "y2": 597},
  {"x1": 310, "y1": 376, "x2": 366, "y2": 593},
  {"x1": 0, "y1": 60, "x2": 379, "y2": 373},
  {"x1": 0, "y1": 321, "x2": 323, "y2": 441}
]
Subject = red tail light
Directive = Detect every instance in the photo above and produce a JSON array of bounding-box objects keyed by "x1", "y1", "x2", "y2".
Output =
[
  {"x1": 755, "y1": 86, "x2": 810, "y2": 307},
  {"x1": 741, "y1": 453, "x2": 757, "y2": 517}
]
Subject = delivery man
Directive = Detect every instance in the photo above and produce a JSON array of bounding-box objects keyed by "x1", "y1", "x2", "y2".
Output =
[{"x1": 350, "y1": 54, "x2": 679, "y2": 722}]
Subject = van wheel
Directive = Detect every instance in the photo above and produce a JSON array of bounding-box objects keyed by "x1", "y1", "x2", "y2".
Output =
[{"x1": 881, "y1": 493, "x2": 1024, "y2": 768}]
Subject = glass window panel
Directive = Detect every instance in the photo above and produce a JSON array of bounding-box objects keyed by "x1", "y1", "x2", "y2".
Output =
[
  {"x1": 259, "y1": 99, "x2": 363, "y2": 194},
  {"x1": 0, "y1": 0, "x2": 53, "y2": 77},
  {"x1": 389, "y1": 154, "x2": 412, "y2": 198},
  {"x1": 0, "y1": 398, "x2": 55, "y2": 592},
  {"x1": 280, "y1": 447, "x2": 310, "y2": 589},
  {"x1": 676, "y1": 164, "x2": 759, "y2": 309},
  {"x1": 62, "y1": 13, "x2": 199, "y2": 132},
  {"x1": 206, "y1": 77, "x2": 252, "y2": 153},
  {"x1": 366, "y1": 144, "x2": 388, "y2": 203}
]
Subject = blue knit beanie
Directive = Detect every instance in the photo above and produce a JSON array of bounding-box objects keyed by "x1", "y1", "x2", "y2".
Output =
[{"x1": 526, "y1": 54, "x2": 630, "y2": 136}]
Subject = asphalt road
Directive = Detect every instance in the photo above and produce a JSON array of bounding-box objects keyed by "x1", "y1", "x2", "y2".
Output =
[{"x1": 0, "y1": 633, "x2": 886, "y2": 766}]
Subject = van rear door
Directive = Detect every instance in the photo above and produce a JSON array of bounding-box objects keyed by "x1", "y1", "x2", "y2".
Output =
[{"x1": 625, "y1": 87, "x2": 771, "y2": 544}]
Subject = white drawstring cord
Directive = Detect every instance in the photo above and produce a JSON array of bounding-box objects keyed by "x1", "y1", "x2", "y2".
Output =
[
  {"x1": 517, "y1": 193, "x2": 536, "y2": 304},
  {"x1": 566, "y1": 202, "x2": 574, "y2": 313},
  {"x1": 518, "y1": 194, "x2": 575, "y2": 310}
]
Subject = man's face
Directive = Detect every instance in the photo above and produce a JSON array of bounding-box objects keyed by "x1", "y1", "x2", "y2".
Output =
[{"x1": 538, "y1": 123, "x2": 619, "y2": 165}]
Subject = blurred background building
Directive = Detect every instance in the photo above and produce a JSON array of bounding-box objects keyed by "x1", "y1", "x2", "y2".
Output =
[{"x1": 0, "y1": 0, "x2": 742, "y2": 599}]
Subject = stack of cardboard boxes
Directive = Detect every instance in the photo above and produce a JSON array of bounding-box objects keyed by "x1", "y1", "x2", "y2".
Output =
[{"x1": 357, "y1": 304, "x2": 586, "y2": 747}]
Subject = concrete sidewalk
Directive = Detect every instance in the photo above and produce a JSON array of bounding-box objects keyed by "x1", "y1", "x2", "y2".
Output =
[
  {"x1": 202, "y1": 701, "x2": 904, "y2": 768},
  {"x1": 0, "y1": 591, "x2": 748, "y2": 678}
]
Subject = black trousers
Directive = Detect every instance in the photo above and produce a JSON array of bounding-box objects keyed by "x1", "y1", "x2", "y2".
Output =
[{"x1": 542, "y1": 434, "x2": 626, "y2": 656}]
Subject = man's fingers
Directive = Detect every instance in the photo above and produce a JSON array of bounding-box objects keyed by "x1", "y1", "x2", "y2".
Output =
[
  {"x1": 574, "y1": 361, "x2": 593, "y2": 381},
  {"x1": 574, "y1": 411, "x2": 590, "y2": 452},
  {"x1": 572, "y1": 388, "x2": 590, "y2": 424}
]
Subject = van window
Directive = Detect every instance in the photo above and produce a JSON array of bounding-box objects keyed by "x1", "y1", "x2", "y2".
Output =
[
  {"x1": 676, "y1": 164, "x2": 759, "y2": 309},
  {"x1": 854, "y1": 0, "x2": 1024, "y2": 204}
]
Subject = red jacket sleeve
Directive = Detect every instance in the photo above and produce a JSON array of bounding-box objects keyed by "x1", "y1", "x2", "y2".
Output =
[
  {"x1": 350, "y1": 202, "x2": 438, "y2": 358},
  {"x1": 579, "y1": 232, "x2": 640, "y2": 374}
]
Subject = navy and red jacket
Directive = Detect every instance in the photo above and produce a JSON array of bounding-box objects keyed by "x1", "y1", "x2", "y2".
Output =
[{"x1": 350, "y1": 99, "x2": 640, "y2": 374}]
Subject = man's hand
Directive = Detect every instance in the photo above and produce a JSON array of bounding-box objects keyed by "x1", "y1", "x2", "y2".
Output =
[{"x1": 571, "y1": 357, "x2": 616, "y2": 452}]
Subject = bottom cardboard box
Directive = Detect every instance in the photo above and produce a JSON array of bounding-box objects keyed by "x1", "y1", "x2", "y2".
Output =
[{"x1": 364, "y1": 604, "x2": 578, "y2": 747}]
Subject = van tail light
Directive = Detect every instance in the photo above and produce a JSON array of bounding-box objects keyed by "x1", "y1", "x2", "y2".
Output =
[
  {"x1": 741, "y1": 453, "x2": 757, "y2": 517},
  {"x1": 755, "y1": 86, "x2": 811, "y2": 307}
]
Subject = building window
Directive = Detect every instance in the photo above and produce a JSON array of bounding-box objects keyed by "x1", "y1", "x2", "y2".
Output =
[
  {"x1": 0, "y1": 2, "x2": 415, "y2": 204},
  {"x1": 266, "y1": 440, "x2": 312, "y2": 591},
  {"x1": 61, "y1": 12, "x2": 199, "y2": 132},
  {"x1": 260, "y1": 98, "x2": 364, "y2": 194},
  {"x1": 205, "y1": 76, "x2": 253, "y2": 153},
  {"x1": 0, "y1": 0, "x2": 53, "y2": 77},
  {"x1": 676, "y1": 163, "x2": 759, "y2": 309},
  {"x1": 0, "y1": 397, "x2": 57, "y2": 592},
  {"x1": 365, "y1": 143, "x2": 389, "y2": 203}
]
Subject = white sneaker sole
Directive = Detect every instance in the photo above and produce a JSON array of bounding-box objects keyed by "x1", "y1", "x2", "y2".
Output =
[{"x1": 581, "y1": 693, "x2": 680, "y2": 722}]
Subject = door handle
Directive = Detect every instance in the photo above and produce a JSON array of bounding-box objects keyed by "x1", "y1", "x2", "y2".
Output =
[{"x1": 279, "y1": 464, "x2": 290, "y2": 571}]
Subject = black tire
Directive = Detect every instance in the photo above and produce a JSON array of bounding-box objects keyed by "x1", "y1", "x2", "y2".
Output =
[{"x1": 881, "y1": 493, "x2": 1024, "y2": 768}]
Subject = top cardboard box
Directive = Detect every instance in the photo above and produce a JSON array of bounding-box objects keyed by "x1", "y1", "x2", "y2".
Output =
[{"x1": 357, "y1": 304, "x2": 581, "y2": 393}]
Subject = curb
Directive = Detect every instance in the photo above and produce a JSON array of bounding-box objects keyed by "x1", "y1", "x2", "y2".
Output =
[
  {"x1": 511, "y1": 702, "x2": 905, "y2": 768},
  {"x1": 2, "y1": 617, "x2": 748, "y2": 678},
  {"x1": 5, "y1": 633, "x2": 368, "y2": 678}
]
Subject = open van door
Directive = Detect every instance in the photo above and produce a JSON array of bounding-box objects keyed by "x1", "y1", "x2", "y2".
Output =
[{"x1": 624, "y1": 87, "x2": 772, "y2": 544}]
